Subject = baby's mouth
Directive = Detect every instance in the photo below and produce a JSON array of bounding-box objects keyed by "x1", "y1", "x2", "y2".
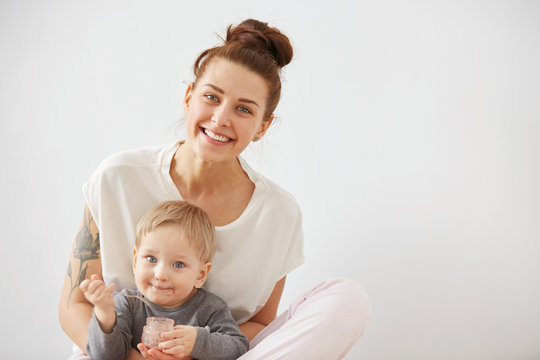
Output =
[{"x1": 151, "y1": 284, "x2": 172, "y2": 292}]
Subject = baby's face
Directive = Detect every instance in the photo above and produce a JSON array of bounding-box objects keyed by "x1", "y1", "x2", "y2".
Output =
[{"x1": 133, "y1": 223, "x2": 209, "y2": 308}]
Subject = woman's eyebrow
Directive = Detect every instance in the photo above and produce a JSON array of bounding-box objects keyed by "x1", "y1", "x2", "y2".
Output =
[
  {"x1": 203, "y1": 83, "x2": 260, "y2": 108},
  {"x1": 204, "y1": 83, "x2": 225, "y2": 94},
  {"x1": 238, "y1": 98, "x2": 260, "y2": 108}
]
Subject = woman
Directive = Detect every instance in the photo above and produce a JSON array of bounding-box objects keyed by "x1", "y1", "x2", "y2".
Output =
[{"x1": 59, "y1": 19, "x2": 372, "y2": 360}]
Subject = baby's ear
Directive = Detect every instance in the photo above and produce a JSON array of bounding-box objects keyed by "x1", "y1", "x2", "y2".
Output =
[
  {"x1": 132, "y1": 247, "x2": 138, "y2": 269},
  {"x1": 195, "y1": 262, "x2": 212, "y2": 289}
]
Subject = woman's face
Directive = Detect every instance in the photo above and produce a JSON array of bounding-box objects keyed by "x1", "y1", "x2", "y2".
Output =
[{"x1": 183, "y1": 58, "x2": 273, "y2": 164}]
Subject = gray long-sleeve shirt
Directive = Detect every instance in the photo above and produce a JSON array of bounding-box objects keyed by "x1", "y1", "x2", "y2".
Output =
[{"x1": 87, "y1": 288, "x2": 249, "y2": 360}]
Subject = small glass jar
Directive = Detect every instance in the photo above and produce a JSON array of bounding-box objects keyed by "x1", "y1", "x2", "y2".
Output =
[{"x1": 142, "y1": 317, "x2": 175, "y2": 348}]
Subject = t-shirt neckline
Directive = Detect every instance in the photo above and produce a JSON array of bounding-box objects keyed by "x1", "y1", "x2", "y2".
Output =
[{"x1": 160, "y1": 140, "x2": 264, "y2": 230}]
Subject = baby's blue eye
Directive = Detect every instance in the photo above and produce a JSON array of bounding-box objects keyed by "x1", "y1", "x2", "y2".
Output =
[
  {"x1": 145, "y1": 256, "x2": 157, "y2": 263},
  {"x1": 173, "y1": 262, "x2": 185, "y2": 269}
]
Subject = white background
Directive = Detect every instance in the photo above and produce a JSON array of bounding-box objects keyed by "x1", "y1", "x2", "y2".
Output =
[{"x1": 1, "y1": 1, "x2": 539, "y2": 359}]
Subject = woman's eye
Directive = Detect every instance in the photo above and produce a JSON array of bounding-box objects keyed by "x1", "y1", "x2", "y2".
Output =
[
  {"x1": 205, "y1": 94, "x2": 219, "y2": 102},
  {"x1": 173, "y1": 262, "x2": 185, "y2": 269},
  {"x1": 145, "y1": 256, "x2": 157, "y2": 263},
  {"x1": 237, "y1": 106, "x2": 252, "y2": 114}
]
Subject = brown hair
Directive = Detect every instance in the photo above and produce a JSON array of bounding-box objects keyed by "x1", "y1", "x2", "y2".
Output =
[
  {"x1": 135, "y1": 201, "x2": 215, "y2": 263},
  {"x1": 193, "y1": 19, "x2": 294, "y2": 120}
]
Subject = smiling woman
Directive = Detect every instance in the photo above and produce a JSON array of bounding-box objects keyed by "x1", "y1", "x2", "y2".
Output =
[
  {"x1": 181, "y1": 59, "x2": 272, "y2": 166},
  {"x1": 59, "y1": 18, "x2": 372, "y2": 360}
]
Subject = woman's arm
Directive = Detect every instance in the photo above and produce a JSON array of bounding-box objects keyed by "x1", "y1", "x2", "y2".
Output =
[
  {"x1": 59, "y1": 206, "x2": 146, "y2": 360},
  {"x1": 58, "y1": 205, "x2": 102, "y2": 351},
  {"x1": 239, "y1": 276, "x2": 286, "y2": 341}
]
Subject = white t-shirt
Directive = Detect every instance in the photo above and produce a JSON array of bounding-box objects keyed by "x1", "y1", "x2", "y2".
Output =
[{"x1": 82, "y1": 141, "x2": 305, "y2": 323}]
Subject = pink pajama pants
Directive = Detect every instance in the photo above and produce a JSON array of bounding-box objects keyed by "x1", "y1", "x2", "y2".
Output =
[
  {"x1": 69, "y1": 278, "x2": 372, "y2": 360},
  {"x1": 239, "y1": 277, "x2": 372, "y2": 360}
]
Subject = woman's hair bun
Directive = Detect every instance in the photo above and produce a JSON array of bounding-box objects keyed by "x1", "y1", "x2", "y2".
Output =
[{"x1": 226, "y1": 19, "x2": 293, "y2": 68}]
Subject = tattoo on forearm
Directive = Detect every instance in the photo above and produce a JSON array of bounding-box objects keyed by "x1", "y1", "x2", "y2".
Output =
[{"x1": 67, "y1": 209, "x2": 100, "y2": 306}]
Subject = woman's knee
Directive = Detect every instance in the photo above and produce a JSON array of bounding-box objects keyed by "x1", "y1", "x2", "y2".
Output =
[{"x1": 316, "y1": 277, "x2": 372, "y2": 337}]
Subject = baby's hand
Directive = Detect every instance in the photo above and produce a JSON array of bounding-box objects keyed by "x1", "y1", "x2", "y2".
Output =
[
  {"x1": 80, "y1": 274, "x2": 115, "y2": 310},
  {"x1": 157, "y1": 325, "x2": 197, "y2": 358},
  {"x1": 137, "y1": 343, "x2": 192, "y2": 360}
]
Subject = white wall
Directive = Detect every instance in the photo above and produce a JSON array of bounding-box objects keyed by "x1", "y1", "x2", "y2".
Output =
[{"x1": 1, "y1": 1, "x2": 539, "y2": 359}]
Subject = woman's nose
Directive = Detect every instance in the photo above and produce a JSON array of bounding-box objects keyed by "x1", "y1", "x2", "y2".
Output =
[{"x1": 211, "y1": 107, "x2": 231, "y2": 126}]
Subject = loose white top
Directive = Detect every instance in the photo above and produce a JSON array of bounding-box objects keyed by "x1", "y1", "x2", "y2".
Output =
[{"x1": 83, "y1": 141, "x2": 305, "y2": 323}]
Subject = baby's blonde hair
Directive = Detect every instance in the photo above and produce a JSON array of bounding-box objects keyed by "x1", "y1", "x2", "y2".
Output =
[{"x1": 135, "y1": 201, "x2": 215, "y2": 263}]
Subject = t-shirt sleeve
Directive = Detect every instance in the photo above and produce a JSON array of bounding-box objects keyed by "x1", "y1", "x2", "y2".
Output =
[
  {"x1": 82, "y1": 151, "x2": 130, "y2": 231},
  {"x1": 190, "y1": 294, "x2": 249, "y2": 360},
  {"x1": 81, "y1": 155, "x2": 112, "y2": 230},
  {"x1": 278, "y1": 201, "x2": 305, "y2": 280},
  {"x1": 86, "y1": 294, "x2": 133, "y2": 360}
]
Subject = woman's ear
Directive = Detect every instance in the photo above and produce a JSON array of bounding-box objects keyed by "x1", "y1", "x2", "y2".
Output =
[
  {"x1": 195, "y1": 262, "x2": 212, "y2": 289},
  {"x1": 183, "y1": 83, "x2": 193, "y2": 113},
  {"x1": 253, "y1": 114, "x2": 274, "y2": 142}
]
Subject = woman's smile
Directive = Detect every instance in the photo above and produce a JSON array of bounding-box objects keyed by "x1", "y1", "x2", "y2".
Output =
[{"x1": 201, "y1": 127, "x2": 233, "y2": 143}]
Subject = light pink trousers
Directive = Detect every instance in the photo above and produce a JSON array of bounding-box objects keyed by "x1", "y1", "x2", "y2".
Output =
[
  {"x1": 70, "y1": 278, "x2": 372, "y2": 360},
  {"x1": 239, "y1": 278, "x2": 372, "y2": 360}
]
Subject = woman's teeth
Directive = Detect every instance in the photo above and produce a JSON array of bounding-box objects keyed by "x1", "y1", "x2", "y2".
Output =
[{"x1": 204, "y1": 129, "x2": 230, "y2": 143}]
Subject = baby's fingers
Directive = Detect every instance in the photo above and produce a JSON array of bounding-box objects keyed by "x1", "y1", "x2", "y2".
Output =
[
  {"x1": 161, "y1": 344, "x2": 187, "y2": 358},
  {"x1": 137, "y1": 343, "x2": 154, "y2": 359},
  {"x1": 79, "y1": 274, "x2": 104, "y2": 293},
  {"x1": 79, "y1": 279, "x2": 90, "y2": 292},
  {"x1": 158, "y1": 338, "x2": 178, "y2": 350},
  {"x1": 86, "y1": 279, "x2": 105, "y2": 295},
  {"x1": 146, "y1": 347, "x2": 178, "y2": 360},
  {"x1": 160, "y1": 326, "x2": 190, "y2": 341},
  {"x1": 103, "y1": 283, "x2": 115, "y2": 296}
]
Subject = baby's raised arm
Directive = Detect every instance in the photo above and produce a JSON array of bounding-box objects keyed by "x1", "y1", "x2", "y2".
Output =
[{"x1": 80, "y1": 274, "x2": 116, "y2": 333}]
